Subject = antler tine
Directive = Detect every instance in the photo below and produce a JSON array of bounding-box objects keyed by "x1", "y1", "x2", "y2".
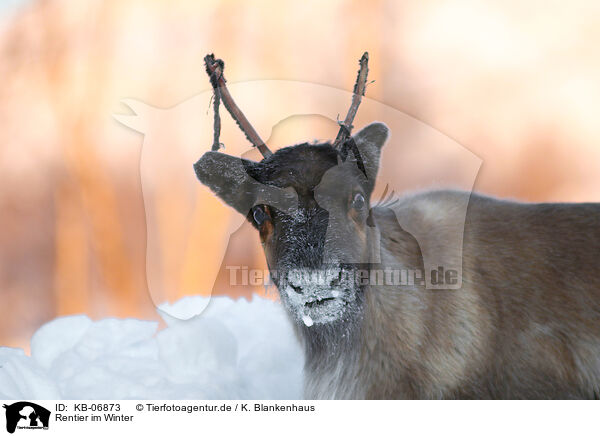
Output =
[
  {"x1": 204, "y1": 54, "x2": 273, "y2": 158},
  {"x1": 332, "y1": 52, "x2": 370, "y2": 150}
]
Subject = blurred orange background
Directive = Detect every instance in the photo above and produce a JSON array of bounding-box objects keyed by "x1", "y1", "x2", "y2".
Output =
[{"x1": 2, "y1": 0, "x2": 600, "y2": 351}]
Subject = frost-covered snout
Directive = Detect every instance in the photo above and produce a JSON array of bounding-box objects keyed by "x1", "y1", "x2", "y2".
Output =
[{"x1": 281, "y1": 267, "x2": 358, "y2": 327}]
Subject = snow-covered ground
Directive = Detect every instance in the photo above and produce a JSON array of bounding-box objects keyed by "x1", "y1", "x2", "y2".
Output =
[{"x1": 0, "y1": 296, "x2": 304, "y2": 400}]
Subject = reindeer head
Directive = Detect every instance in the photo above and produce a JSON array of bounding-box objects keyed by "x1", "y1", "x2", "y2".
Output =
[{"x1": 194, "y1": 53, "x2": 388, "y2": 328}]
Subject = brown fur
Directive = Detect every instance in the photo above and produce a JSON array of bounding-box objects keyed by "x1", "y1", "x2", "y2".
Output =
[
  {"x1": 195, "y1": 122, "x2": 600, "y2": 399},
  {"x1": 341, "y1": 190, "x2": 600, "y2": 399}
]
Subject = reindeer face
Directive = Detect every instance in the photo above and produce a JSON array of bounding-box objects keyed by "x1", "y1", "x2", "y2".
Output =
[{"x1": 194, "y1": 122, "x2": 388, "y2": 326}]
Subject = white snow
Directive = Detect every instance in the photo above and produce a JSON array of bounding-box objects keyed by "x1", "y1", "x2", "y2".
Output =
[
  {"x1": 0, "y1": 295, "x2": 304, "y2": 400},
  {"x1": 301, "y1": 315, "x2": 314, "y2": 327}
]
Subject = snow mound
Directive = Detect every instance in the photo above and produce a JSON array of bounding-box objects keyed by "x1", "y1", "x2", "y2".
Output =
[{"x1": 0, "y1": 295, "x2": 304, "y2": 400}]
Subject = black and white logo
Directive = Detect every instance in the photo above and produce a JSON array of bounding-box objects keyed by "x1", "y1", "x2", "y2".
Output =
[{"x1": 2, "y1": 402, "x2": 50, "y2": 434}]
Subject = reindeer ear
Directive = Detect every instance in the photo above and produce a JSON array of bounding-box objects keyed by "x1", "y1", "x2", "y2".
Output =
[
  {"x1": 194, "y1": 151, "x2": 298, "y2": 216},
  {"x1": 194, "y1": 152, "x2": 260, "y2": 215},
  {"x1": 350, "y1": 122, "x2": 389, "y2": 191}
]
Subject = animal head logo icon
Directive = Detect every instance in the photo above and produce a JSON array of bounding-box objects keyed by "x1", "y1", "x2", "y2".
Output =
[{"x1": 115, "y1": 55, "x2": 481, "y2": 321}]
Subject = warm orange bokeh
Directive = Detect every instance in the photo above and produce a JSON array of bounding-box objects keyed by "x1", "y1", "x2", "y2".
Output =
[{"x1": 2, "y1": 0, "x2": 600, "y2": 350}]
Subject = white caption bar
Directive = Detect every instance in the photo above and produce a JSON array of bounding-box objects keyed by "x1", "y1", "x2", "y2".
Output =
[{"x1": 0, "y1": 400, "x2": 595, "y2": 436}]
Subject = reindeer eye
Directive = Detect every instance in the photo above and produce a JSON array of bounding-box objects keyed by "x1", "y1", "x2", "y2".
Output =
[
  {"x1": 351, "y1": 193, "x2": 366, "y2": 211},
  {"x1": 253, "y1": 206, "x2": 268, "y2": 226}
]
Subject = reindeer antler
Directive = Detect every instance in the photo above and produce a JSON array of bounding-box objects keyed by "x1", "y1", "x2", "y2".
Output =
[
  {"x1": 332, "y1": 52, "x2": 370, "y2": 150},
  {"x1": 204, "y1": 54, "x2": 273, "y2": 158}
]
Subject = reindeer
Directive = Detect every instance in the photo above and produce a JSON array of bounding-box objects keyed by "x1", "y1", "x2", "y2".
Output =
[{"x1": 194, "y1": 53, "x2": 600, "y2": 399}]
